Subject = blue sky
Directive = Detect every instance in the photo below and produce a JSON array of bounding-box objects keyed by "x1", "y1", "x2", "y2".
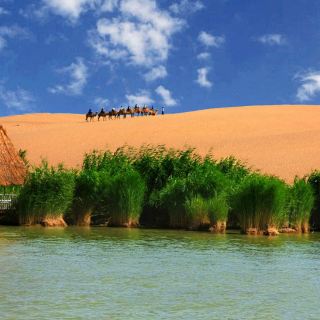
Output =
[{"x1": 0, "y1": 0, "x2": 320, "y2": 115}]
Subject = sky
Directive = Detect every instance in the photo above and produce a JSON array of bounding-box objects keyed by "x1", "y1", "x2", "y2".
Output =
[{"x1": 0, "y1": 0, "x2": 320, "y2": 116}]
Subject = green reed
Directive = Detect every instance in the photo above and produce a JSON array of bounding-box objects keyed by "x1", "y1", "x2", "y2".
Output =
[
  {"x1": 288, "y1": 177, "x2": 314, "y2": 233},
  {"x1": 231, "y1": 174, "x2": 288, "y2": 233},
  {"x1": 17, "y1": 161, "x2": 75, "y2": 225}
]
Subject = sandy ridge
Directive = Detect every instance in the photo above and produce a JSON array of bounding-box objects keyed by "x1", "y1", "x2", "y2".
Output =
[{"x1": 1, "y1": 105, "x2": 320, "y2": 182}]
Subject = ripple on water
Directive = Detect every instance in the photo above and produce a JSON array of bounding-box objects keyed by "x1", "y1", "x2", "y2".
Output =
[{"x1": 0, "y1": 226, "x2": 319, "y2": 320}]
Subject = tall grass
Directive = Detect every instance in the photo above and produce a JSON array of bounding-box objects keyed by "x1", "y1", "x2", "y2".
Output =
[
  {"x1": 184, "y1": 196, "x2": 209, "y2": 230},
  {"x1": 13, "y1": 145, "x2": 320, "y2": 234},
  {"x1": 231, "y1": 174, "x2": 287, "y2": 234},
  {"x1": 17, "y1": 162, "x2": 75, "y2": 226},
  {"x1": 288, "y1": 177, "x2": 314, "y2": 233},
  {"x1": 132, "y1": 146, "x2": 202, "y2": 225},
  {"x1": 216, "y1": 156, "x2": 249, "y2": 229},
  {"x1": 159, "y1": 178, "x2": 188, "y2": 228},
  {"x1": 216, "y1": 156, "x2": 249, "y2": 184},
  {"x1": 187, "y1": 163, "x2": 228, "y2": 199},
  {"x1": 71, "y1": 169, "x2": 101, "y2": 226},
  {"x1": 159, "y1": 164, "x2": 229, "y2": 229},
  {"x1": 102, "y1": 167, "x2": 146, "y2": 227},
  {"x1": 307, "y1": 171, "x2": 320, "y2": 230},
  {"x1": 207, "y1": 193, "x2": 229, "y2": 233}
]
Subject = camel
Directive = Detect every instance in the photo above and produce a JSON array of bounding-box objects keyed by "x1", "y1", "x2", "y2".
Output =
[
  {"x1": 142, "y1": 106, "x2": 149, "y2": 116},
  {"x1": 86, "y1": 112, "x2": 98, "y2": 121},
  {"x1": 149, "y1": 109, "x2": 158, "y2": 116},
  {"x1": 126, "y1": 107, "x2": 135, "y2": 118},
  {"x1": 134, "y1": 105, "x2": 142, "y2": 116},
  {"x1": 98, "y1": 110, "x2": 108, "y2": 121},
  {"x1": 86, "y1": 105, "x2": 158, "y2": 122},
  {"x1": 108, "y1": 109, "x2": 117, "y2": 120},
  {"x1": 117, "y1": 108, "x2": 127, "y2": 119}
]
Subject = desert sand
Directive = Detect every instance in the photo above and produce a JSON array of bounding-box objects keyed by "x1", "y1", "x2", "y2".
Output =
[{"x1": 1, "y1": 105, "x2": 320, "y2": 182}]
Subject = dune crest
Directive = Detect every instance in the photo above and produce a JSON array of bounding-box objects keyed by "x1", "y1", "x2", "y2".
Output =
[{"x1": 2, "y1": 105, "x2": 320, "y2": 182}]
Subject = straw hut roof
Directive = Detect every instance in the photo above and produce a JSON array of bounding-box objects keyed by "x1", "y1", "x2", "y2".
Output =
[{"x1": 0, "y1": 125, "x2": 26, "y2": 186}]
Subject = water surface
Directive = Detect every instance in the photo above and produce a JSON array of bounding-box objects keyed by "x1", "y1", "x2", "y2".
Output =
[{"x1": 0, "y1": 227, "x2": 319, "y2": 319}]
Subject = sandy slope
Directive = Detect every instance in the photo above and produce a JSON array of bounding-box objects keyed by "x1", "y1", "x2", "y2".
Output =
[{"x1": 1, "y1": 105, "x2": 320, "y2": 182}]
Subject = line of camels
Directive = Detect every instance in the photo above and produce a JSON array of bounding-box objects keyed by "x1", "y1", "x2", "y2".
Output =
[{"x1": 86, "y1": 105, "x2": 159, "y2": 121}]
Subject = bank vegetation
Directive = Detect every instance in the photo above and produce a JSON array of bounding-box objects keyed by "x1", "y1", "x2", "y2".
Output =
[{"x1": 5, "y1": 145, "x2": 320, "y2": 235}]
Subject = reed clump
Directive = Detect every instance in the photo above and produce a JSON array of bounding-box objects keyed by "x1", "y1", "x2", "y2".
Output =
[
  {"x1": 307, "y1": 171, "x2": 320, "y2": 230},
  {"x1": 132, "y1": 146, "x2": 202, "y2": 227},
  {"x1": 231, "y1": 174, "x2": 287, "y2": 234},
  {"x1": 17, "y1": 162, "x2": 75, "y2": 226},
  {"x1": 71, "y1": 169, "x2": 101, "y2": 226},
  {"x1": 12, "y1": 145, "x2": 320, "y2": 235},
  {"x1": 288, "y1": 177, "x2": 314, "y2": 233},
  {"x1": 102, "y1": 167, "x2": 146, "y2": 227},
  {"x1": 159, "y1": 178, "x2": 189, "y2": 228},
  {"x1": 158, "y1": 162, "x2": 229, "y2": 229},
  {"x1": 207, "y1": 193, "x2": 229, "y2": 233}
]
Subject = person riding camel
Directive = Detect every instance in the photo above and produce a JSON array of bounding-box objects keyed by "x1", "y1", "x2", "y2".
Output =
[
  {"x1": 88, "y1": 108, "x2": 93, "y2": 115},
  {"x1": 100, "y1": 107, "x2": 105, "y2": 113},
  {"x1": 127, "y1": 106, "x2": 131, "y2": 112}
]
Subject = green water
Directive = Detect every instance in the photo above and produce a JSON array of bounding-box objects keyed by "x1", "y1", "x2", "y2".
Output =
[{"x1": 0, "y1": 227, "x2": 319, "y2": 320}]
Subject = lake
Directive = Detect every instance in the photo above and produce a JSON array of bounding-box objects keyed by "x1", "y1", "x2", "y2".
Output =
[{"x1": 0, "y1": 227, "x2": 319, "y2": 319}]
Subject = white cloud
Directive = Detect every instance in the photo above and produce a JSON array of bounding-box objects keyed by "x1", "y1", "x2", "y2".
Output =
[
  {"x1": 0, "y1": 7, "x2": 9, "y2": 15},
  {"x1": 49, "y1": 58, "x2": 88, "y2": 95},
  {"x1": 169, "y1": 0, "x2": 204, "y2": 15},
  {"x1": 196, "y1": 67, "x2": 212, "y2": 88},
  {"x1": 296, "y1": 71, "x2": 320, "y2": 102},
  {"x1": 0, "y1": 25, "x2": 31, "y2": 51},
  {"x1": 89, "y1": 0, "x2": 183, "y2": 67},
  {"x1": 198, "y1": 31, "x2": 224, "y2": 48},
  {"x1": 27, "y1": 0, "x2": 118, "y2": 22},
  {"x1": 155, "y1": 85, "x2": 177, "y2": 106},
  {"x1": 257, "y1": 34, "x2": 286, "y2": 46},
  {"x1": 100, "y1": 0, "x2": 119, "y2": 12},
  {"x1": 197, "y1": 52, "x2": 211, "y2": 60},
  {"x1": 0, "y1": 85, "x2": 35, "y2": 112},
  {"x1": 144, "y1": 65, "x2": 167, "y2": 82},
  {"x1": 40, "y1": 0, "x2": 98, "y2": 21},
  {"x1": 126, "y1": 89, "x2": 154, "y2": 105},
  {"x1": 94, "y1": 96, "x2": 110, "y2": 106}
]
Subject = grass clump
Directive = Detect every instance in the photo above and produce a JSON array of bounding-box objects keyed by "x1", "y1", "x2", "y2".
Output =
[
  {"x1": 288, "y1": 177, "x2": 314, "y2": 233},
  {"x1": 132, "y1": 146, "x2": 201, "y2": 226},
  {"x1": 232, "y1": 174, "x2": 287, "y2": 234},
  {"x1": 307, "y1": 171, "x2": 320, "y2": 230},
  {"x1": 14, "y1": 145, "x2": 319, "y2": 235},
  {"x1": 71, "y1": 169, "x2": 101, "y2": 226},
  {"x1": 207, "y1": 193, "x2": 229, "y2": 233},
  {"x1": 102, "y1": 167, "x2": 146, "y2": 227},
  {"x1": 17, "y1": 162, "x2": 75, "y2": 226},
  {"x1": 159, "y1": 164, "x2": 229, "y2": 230},
  {"x1": 159, "y1": 178, "x2": 189, "y2": 228},
  {"x1": 184, "y1": 196, "x2": 209, "y2": 230}
]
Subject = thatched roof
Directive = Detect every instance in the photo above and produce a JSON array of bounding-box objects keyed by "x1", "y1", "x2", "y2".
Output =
[{"x1": 0, "y1": 125, "x2": 26, "y2": 186}]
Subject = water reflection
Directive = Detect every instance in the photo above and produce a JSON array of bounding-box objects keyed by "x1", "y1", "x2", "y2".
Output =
[{"x1": 0, "y1": 226, "x2": 319, "y2": 320}]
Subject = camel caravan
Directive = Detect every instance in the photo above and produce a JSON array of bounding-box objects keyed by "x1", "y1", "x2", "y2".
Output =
[{"x1": 86, "y1": 105, "x2": 160, "y2": 121}]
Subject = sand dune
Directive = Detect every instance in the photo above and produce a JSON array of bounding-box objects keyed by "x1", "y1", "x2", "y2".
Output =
[{"x1": 2, "y1": 105, "x2": 320, "y2": 182}]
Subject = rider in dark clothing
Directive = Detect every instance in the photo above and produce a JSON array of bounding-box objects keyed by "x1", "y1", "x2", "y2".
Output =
[
  {"x1": 88, "y1": 108, "x2": 93, "y2": 115},
  {"x1": 101, "y1": 107, "x2": 105, "y2": 113}
]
